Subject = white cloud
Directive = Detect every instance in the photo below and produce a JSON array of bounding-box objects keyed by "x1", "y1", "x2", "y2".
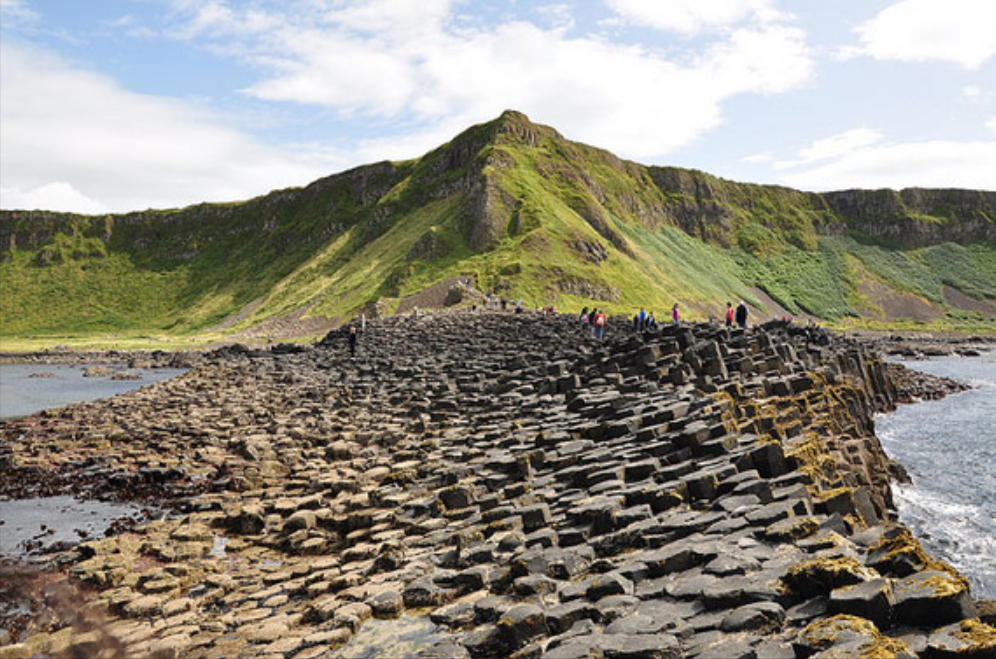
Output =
[
  {"x1": 170, "y1": 1, "x2": 813, "y2": 160},
  {"x1": 0, "y1": 42, "x2": 335, "y2": 213},
  {"x1": 697, "y1": 24, "x2": 811, "y2": 95},
  {"x1": 987, "y1": 117, "x2": 996, "y2": 135},
  {"x1": 741, "y1": 152, "x2": 774, "y2": 164},
  {"x1": 0, "y1": 1, "x2": 817, "y2": 213},
  {"x1": 168, "y1": 0, "x2": 282, "y2": 40},
  {"x1": 0, "y1": 182, "x2": 109, "y2": 214},
  {"x1": 775, "y1": 128, "x2": 883, "y2": 169},
  {"x1": 604, "y1": 0, "x2": 781, "y2": 35},
  {"x1": 534, "y1": 4, "x2": 576, "y2": 31},
  {"x1": 962, "y1": 85, "x2": 981, "y2": 98},
  {"x1": 778, "y1": 139, "x2": 996, "y2": 191},
  {"x1": 847, "y1": 0, "x2": 996, "y2": 69},
  {"x1": 0, "y1": 0, "x2": 39, "y2": 27}
]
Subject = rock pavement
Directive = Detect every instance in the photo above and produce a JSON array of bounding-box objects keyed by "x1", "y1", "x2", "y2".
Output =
[{"x1": 1, "y1": 314, "x2": 994, "y2": 659}]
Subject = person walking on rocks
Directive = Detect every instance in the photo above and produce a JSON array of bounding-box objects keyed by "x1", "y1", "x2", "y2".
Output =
[
  {"x1": 735, "y1": 301, "x2": 749, "y2": 329},
  {"x1": 347, "y1": 325, "x2": 358, "y2": 356},
  {"x1": 593, "y1": 308, "x2": 607, "y2": 340},
  {"x1": 725, "y1": 302, "x2": 735, "y2": 327},
  {"x1": 671, "y1": 303, "x2": 680, "y2": 326}
]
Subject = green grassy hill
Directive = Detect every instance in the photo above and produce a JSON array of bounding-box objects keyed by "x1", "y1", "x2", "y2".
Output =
[{"x1": 2, "y1": 110, "x2": 995, "y2": 345}]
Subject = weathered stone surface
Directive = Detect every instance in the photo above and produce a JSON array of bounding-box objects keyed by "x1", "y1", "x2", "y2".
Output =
[
  {"x1": 497, "y1": 604, "x2": 546, "y2": 650},
  {"x1": 720, "y1": 602, "x2": 785, "y2": 633},
  {"x1": 893, "y1": 571, "x2": 977, "y2": 627},
  {"x1": 925, "y1": 619, "x2": 996, "y2": 658},
  {"x1": 600, "y1": 633, "x2": 681, "y2": 659},
  {"x1": 0, "y1": 316, "x2": 977, "y2": 659},
  {"x1": 828, "y1": 578, "x2": 894, "y2": 627}
]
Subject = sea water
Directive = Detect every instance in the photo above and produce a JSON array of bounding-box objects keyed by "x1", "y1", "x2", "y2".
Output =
[
  {"x1": 876, "y1": 352, "x2": 996, "y2": 599},
  {"x1": 0, "y1": 363, "x2": 187, "y2": 419},
  {"x1": 0, "y1": 495, "x2": 151, "y2": 559}
]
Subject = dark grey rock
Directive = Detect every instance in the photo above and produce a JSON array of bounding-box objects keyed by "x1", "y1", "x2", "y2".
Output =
[
  {"x1": 546, "y1": 600, "x2": 601, "y2": 635},
  {"x1": 595, "y1": 594, "x2": 641, "y2": 622},
  {"x1": 894, "y1": 571, "x2": 977, "y2": 627},
  {"x1": 690, "y1": 637, "x2": 758, "y2": 659},
  {"x1": 520, "y1": 503, "x2": 553, "y2": 532},
  {"x1": 828, "y1": 578, "x2": 894, "y2": 627},
  {"x1": 586, "y1": 572, "x2": 634, "y2": 600},
  {"x1": 719, "y1": 602, "x2": 786, "y2": 633},
  {"x1": 600, "y1": 633, "x2": 681, "y2": 659},
  {"x1": 497, "y1": 603, "x2": 547, "y2": 650}
]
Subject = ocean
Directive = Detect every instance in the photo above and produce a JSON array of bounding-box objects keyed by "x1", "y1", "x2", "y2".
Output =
[
  {"x1": 0, "y1": 363, "x2": 187, "y2": 419},
  {"x1": 876, "y1": 351, "x2": 996, "y2": 600}
]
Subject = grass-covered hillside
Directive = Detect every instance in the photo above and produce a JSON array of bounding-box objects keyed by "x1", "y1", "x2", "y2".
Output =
[{"x1": 2, "y1": 110, "x2": 995, "y2": 345}]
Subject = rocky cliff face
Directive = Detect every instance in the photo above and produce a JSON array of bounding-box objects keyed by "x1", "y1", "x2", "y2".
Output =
[
  {"x1": 0, "y1": 160, "x2": 406, "y2": 262},
  {"x1": 5, "y1": 112, "x2": 991, "y2": 262},
  {"x1": 823, "y1": 188, "x2": 996, "y2": 247},
  {"x1": 1, "y1": 111, "x2": 994, "y2": 335}
]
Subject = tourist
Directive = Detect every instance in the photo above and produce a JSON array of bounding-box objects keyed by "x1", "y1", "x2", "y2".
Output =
[
  {"x1": 593, "y1": 308, "x2": 607, "y2": 340},
  {"x1": 647, "y1": 311, "x2": 657, "y2": 330},
  {"x1": 671, "y1": 303, "x2": 680, "y2": 326},
  {"x1": 735, "y1": 301, "x2": 749, "y2": 329},
  {"x1": 594, "y1": 309, "x2": 608, "y2": 340},
  {"x1": 725, "y1": 302, "x2": 734, "y2": 327},
  {"x1": 348, "y1": 326, "x2": 358, "y2": 356},
  {"x1": 580, "y1": 306, "x2": 589, "y2": 328}
]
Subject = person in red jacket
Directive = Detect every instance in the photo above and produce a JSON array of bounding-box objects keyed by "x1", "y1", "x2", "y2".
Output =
[
  {"x1": 725, "y1": 301, "x2": 735, "y2": 327},
  {"x1": 593, "y1": 309, "x2": 607, "y2": 339}
]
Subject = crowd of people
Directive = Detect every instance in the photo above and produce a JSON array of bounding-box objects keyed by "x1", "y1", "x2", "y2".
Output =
[
  {"x1": 579, "y1": 300, "x2": 751, "y2": 340},
  {"x1": 344, "y1": 294, "x2": 759, "y2": 352}
]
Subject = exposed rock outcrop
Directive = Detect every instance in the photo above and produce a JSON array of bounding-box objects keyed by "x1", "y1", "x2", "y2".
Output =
[{"x1": 1, "y1": 313, "x2": 991, "y2": 659}]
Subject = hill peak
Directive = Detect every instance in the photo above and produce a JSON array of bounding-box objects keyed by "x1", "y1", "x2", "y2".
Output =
[{"x1": 480, "y1": 109, "x2": 563, "y2": 147}]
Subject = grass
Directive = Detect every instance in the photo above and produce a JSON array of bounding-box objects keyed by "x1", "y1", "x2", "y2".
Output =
[{"x1": 2, "y1": 111, "x2": 995, "y2": 349}]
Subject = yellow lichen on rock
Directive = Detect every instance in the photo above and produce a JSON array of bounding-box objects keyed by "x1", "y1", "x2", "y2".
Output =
[{"x1": 954, "y1": 619, "x2": 996, "y2": 650}]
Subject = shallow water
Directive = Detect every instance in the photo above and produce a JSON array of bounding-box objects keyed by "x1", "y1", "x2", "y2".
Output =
[
  {"x1": 339, "y1": 616, "x2": 443, "y2": 659},
  {"x1": 877, "y1": 352, "x2": 996, "y2": 599},
  {"x1": 0, "y1": 363, "x2": 187, "y2": 419},
  {"x1": 0, "y1": 495, "x2": 150, "y2": 559}
]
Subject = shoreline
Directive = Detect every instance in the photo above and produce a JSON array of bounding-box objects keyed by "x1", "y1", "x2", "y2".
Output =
[{"x1": 2, "y1": 317, "x2": 994, "y2": 657}]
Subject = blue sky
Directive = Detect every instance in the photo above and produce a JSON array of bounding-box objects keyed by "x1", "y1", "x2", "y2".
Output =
[{"x1": 1, "y1": 0, "x2": 994, "y2": 213}]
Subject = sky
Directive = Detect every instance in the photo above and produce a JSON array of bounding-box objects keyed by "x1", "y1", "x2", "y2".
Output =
[{"x1": 1, "y1": 0, "x2": 995, "y2": 214}]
